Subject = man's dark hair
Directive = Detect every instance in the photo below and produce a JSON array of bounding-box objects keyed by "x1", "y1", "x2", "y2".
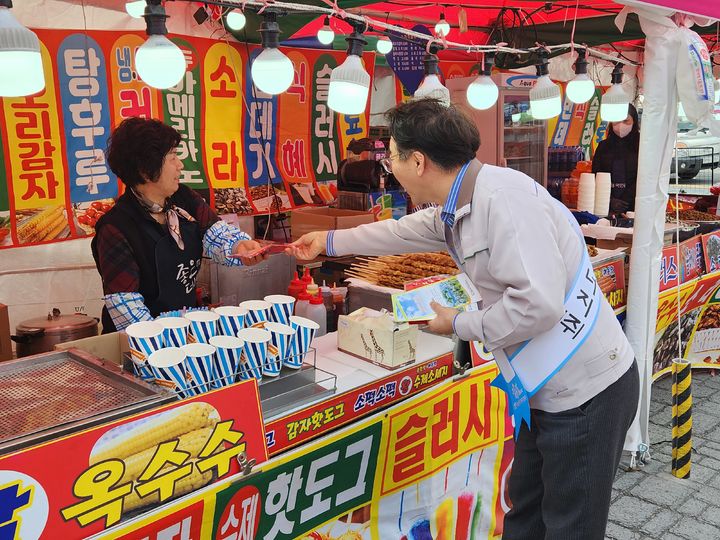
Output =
[
  {"x1": 385, "y1": 98, "x2": 480, "y2": 170},
  {"x1": 106, "y1": 117, "x2": 181, "y2": 187}
]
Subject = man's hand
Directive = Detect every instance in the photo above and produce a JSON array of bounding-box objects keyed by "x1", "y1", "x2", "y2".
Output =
[
  {"x1": 286, "y1": 231, "x2": 328, "y2": 261},
  {"x1": 425, "y1": 301, "x2": 459, "y2": 336},
  {"x1": 233, "y1": 239, "x2": 267, "y2": 266}
]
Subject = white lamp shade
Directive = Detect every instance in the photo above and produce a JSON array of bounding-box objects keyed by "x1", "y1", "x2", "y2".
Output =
[
  {"x1": 225, "y1": 11, "x2": 247, "y2": 31},
  {"x1": 435, "y1": 20, "x2": 450, "y2": 37},
  {"x1": 317, "y1": 25, "x2": 335, "y2": 45},
  {"x1": 566, "y1": 74, "x2": 595, "y2": 104},
  {"x1": 466, "y1": 75, "x2": 498, "y2": 110},
  {"x1": 414, "y1": 74, "x2": 450, "y2": 106},
  {"x1": 251, "y1": 47, "x2": 294, "y2": 95},
  {"x1": 529, "y1": 75, "x2": 561, "y2": 119},
  {"x1": 600, "y1": 83, "x2": 630, "y2": 122},
  {"x1": 328, "y1": 55, "x2": 370, "y2": 115},
  {"x1": 0, "y1": 7, "x2": 45, "y2": 97},
  {"x1": 135, "y1": 34, "x2": 186, "y2": 89},
  {"x1": 125, "y1": 0, "x2": 146, "y2": 18},
  {"x1": 376, "y1": 36, "x2": 393, "y2": 55}
]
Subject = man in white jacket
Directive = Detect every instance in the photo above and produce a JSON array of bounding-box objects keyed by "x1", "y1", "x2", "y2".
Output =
[{"x1": 289, "y1": 99, "x2": 639, "y2": 540}]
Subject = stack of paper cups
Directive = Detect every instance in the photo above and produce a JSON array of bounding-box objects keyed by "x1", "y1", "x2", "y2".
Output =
[
  {"x1": 181, "y1": 343, "x2": 216, "y2": 394},
  {"x1": 148, "y1": 347, "x2": 195, "y2": 398},
  {"x1": 156, "y1": 317, "x2": 191, "y2": 348},
  {"x1": 125, "y1": 321, "x2": 164, "y2": 382},
  {"x1": 594, "y1": 172, "x2": 611, "y2": 217},
  {"x1": 184, "y1": 311, "x2": 219, "y2": 344},
  {"x1": 577, "y1": 172, "x2": 596, "y2": 213}
]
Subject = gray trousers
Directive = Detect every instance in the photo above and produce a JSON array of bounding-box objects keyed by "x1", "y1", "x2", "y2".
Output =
[{"x1": 502, "y1": 361, "x2": 639, "y2": 540}]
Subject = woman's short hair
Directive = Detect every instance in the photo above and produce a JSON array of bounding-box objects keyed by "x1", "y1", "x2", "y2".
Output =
[{"x1": 106, "y1": 117, "x2": 181, "y2": 187}]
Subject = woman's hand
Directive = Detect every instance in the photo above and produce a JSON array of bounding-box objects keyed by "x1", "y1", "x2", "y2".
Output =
[
  {"x1": 233, "y1": 239, "x2": 267, "y2": 266},
  {"x1": 286, "y1": 231, "x2": 328, "y2": 261}
]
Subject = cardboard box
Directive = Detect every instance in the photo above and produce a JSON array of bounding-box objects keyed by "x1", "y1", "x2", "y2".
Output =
[
  {"x1": 0, "y1": 304, "x2": 11, "y2": 362},
  {"x1": 54, "y1": 332, "x2": 129, "y2": 367},
  {"x1": 337, "y1": 308, "x2": 418, "y2": 369},
  {"x1": 291, "y1": 207, "x2": 375, "y2": 241}
]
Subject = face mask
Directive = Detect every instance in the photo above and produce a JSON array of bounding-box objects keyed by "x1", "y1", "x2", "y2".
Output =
[{"x1": 612, "y1": 122, "x2": 632, "y2": 138}]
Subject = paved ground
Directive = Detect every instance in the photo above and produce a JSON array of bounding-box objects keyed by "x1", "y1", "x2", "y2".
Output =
[{"x1": 607, "y1": 371, "x2": 720, "y2": 539}]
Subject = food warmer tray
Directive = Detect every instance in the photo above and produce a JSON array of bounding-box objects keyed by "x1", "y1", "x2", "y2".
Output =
[{"x1": 0, "y1": 348, "x2": 175, "y2": 455}]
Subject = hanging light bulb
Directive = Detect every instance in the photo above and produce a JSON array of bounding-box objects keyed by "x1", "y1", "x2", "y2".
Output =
[
  {"x1": 414, "y1": 45, "x2": 450, "y2": 106},
  {"x1": 376, "y1": 35, "x2": 392, "y2": 55},
  {"x1": 251, "y1": 10, "x2": 294, "y2": 95},
  {"x1": 328, "y1": 25, "x2": 370, "y2": 115},
  {"x1": 0, "y1": 0, "x2": 44, "y2": 97},
  {"x1": 600, "y1": 63, "x2": 630, "y2": 122},
  {"x1": 434, "y1": 12, "x2": 450, "y2": 37},
  {"x1": 566, "y1": 48, "x2": 595, "y2": 104},
  {"x1": 225, "y1": 10, "x2": 246, "y2": 31},
  {"x1": 529, "y1": 52, "x2": 561, "y2": 119},
  {"x1": 466, "y1": 52, "x2": 498, "y2": 110},
  {"x1": 135, "y1": 0, "x2": 186, "y2": 89},
  {"x1": 125, "y1": 0, "x2": 146, "y2": 18},
  {"x1": 317, "y1": 16, "x2": 334, "y2": 45}
]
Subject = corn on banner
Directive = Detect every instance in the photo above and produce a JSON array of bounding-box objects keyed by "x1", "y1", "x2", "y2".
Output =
[
  {"x1": 95, "y1": 363, "x2": 513, "y2": 540},
  {"x1": 0, "y1": 381, "x2": 267, "y2": 539},
  {"x1": 0, "y1": 29, "x2": 373, "y2": 250}
]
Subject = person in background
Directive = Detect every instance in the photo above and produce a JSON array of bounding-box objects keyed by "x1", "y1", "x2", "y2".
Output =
[
  {"x1": 592, "y1": 103, "x2": 640, "y2": 215},
  {"x1": 289, "y1": 99, "x2": 639, "y2": 540},
  {"x1": 92, "y1": 117, "x2": 265, "y2": 333}
]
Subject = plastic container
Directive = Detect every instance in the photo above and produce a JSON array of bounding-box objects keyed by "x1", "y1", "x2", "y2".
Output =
[
  {"x1": 320, "y1": 281, "x2": 333, "y2": 330},
  {"x1": 305, "y1": 294, "x2": 327, "y2": 337},
  {"x1": 330, "y1": 285, "x2": 348, "y2": 332},
  {"x1": 301, "y1": 267, "x2": 313, "y2": 285},
  {"x1": 287, "y1": 271, "x2": 304, "y2": 299},
  {"x1": 295, "y1": 291, "x2": 311, "y2": 319},
  {"x1": 306, "y1": 281, "x2": 319, "y2": 298}
]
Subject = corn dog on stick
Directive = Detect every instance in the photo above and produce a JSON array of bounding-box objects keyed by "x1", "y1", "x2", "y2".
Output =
[
  {"x1": 119, "y1": 426, "x2": 214, "y2": 483},
  {"x1": 90, "y1": 402, "x2": 217, "y2": 465},
  {"x1": 122, "y1": 459, "x2": 213, "y2": 513}
]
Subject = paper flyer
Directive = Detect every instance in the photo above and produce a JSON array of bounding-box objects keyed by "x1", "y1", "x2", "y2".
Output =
[{"x1": 391, "y1": 274, "x2": 481, "y2": 323}]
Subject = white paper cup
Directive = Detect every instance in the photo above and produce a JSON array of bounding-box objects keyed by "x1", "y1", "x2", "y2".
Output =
[
  {"x1": 213, "y1": 306, "x2": 247, "y2": 337},
  {"x1": 240, "y1": 300, "x2": 271, "y2": 327},
  {"x1": 156, "y1": 317, "x2": 191, "y2": 348},
  {"x1": 236, "y1": 328, "x2": 271, "y2": 381},
  {"x1": 126, "y1": 321, "x2": 164, "y2": 382},
  {"x1": 263, "y1": 322, "x2": 294, "y2": 377},
  {"x1": 181, "y1": 343, "x2": 216, "y2": 393},
  {"x1": 264, "y1": 294, "x2": 296, "y2": 326},
  {"x1": 287, "y1": 316, "x2": 319, "y2": 369},
  {"x1": 184, "y1": 310, "x2": 220, "y2": 344},
  {"x1": 148, "y1": 347, "x2": 195, "y2": 398},
  {"x1": 209, "y1": 335, "x2": 245, "y2": 387}
]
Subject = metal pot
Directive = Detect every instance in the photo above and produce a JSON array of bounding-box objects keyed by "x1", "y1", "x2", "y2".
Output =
[{"x1": 12, "y1": 308, "x2": 98, "y2": 358}]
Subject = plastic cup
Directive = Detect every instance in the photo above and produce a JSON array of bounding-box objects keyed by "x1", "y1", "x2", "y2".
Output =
[
  {"x1": 287, "y1": 316, "x2": 319, "y2": 369},
  {"x1": 239, "y1": 300, "x2": 271, "y2": 327},
  {"x1": 209, "y1": 335, "x2": 245, "y2": 387},
  {"x1": 213, "y1": 306, "x2": 247, "y2": 337},
  {"x1": 181, "y1": 343, "x2": 216, "y2": 393},
  {"x1": 125, "y1": 321, "x2": 164, "y2": 382},
  {"x1": 236, "y1": 327, "x2": 271, "y2": 381},
  {"x1": 156, "y1": 317, "x2": 191, "y2": 348},
  {"x1": 263, "y1": 322, "x2": 294, "y2": 377},
  {"x1": 264, "y1": 294, "x2": 296, "y2": 326},
  {"x1": 184, "y1": 310, "x2": 220, "y2": 344},
  {"x1": 147, "y1": 347, "x2": 195, "y2": 398}
]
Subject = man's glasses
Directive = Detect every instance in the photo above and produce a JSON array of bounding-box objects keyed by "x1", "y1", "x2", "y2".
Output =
[{"x1": 380, "y1": 153, "x2": 402, "y2": 174}]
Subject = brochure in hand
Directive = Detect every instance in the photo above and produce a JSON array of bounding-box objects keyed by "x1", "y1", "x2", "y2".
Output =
[{"x1": 391, "y1": 274, "x2": 481, "y2": 323}]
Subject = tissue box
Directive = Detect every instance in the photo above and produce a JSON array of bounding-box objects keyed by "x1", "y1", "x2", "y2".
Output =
[{"x1": 337, "y1": 308, "x2": 418, "y2": 369}]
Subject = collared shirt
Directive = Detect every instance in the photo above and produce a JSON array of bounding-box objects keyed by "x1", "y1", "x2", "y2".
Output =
[{"x1": 440, "y1": 161, "x2": 472, "y2": 228}]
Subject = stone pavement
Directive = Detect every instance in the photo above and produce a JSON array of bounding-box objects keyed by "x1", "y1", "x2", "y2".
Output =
[{"x1": 607, "y1": 371, "x2": 720, "y2": 539}]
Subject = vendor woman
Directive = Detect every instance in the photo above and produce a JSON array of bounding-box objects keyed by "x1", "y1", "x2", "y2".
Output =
[{"x1": 92, "y1": 117, "x2": 265, "y2": 333}]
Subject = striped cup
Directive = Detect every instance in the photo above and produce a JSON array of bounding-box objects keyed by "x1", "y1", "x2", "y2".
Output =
[
  {"x1": 209, "y1": 335, "x2": 245, "y2": 387},
  {"x1": 181, "y1": 343, "x2": 216, "y2": 394},
  {"x1": 239, "y1": 300, "x2": 271, "y2": 327},
  {"x1": 213, "y1": 306, "x2": 247, "y2": 337},
  {"x1": 125, "y1": 321, "x2": 164, "y2": 382},
  {"x1": 264, "y1": 295, "x2": 296, "y2": 326},
  {"x1": 263, "y1": 322, "x2": 294, "y2": 377},
  {"x1": 236, "y1": 328, "x2": 271, "y2": 381},
  {"x1": 287, "y1": 316, "x2": 319, "y2": 369},
  {"x1": 148, "y1": 347, "x2": 195, "y2": 398},
  {"x1": 184, "y1": 310, "x2": 220, "y2": 344},
  {"x1": 156, "y1": 317, "x2": 191, "y2": 348}
]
